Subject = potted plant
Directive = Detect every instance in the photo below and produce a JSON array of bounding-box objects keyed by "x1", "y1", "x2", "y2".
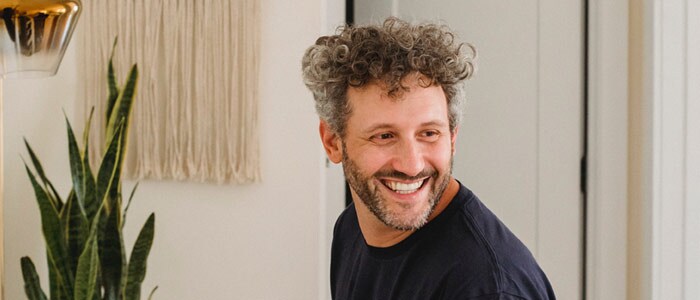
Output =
[{"x1": 20, "y1": 50, "x2": 156, "y2": 300}]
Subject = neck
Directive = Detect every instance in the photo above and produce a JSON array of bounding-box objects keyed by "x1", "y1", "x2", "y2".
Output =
[{"x1": 354, "y1": 178, "x2": 460, "y2": 248}]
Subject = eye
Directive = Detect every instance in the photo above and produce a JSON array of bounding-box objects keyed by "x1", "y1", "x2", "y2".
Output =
[
  {"x1": 378, "y1": 133, "x2": 394, "y2": 140},
  {"x1": 369, "y1": 132, "x2": 395, "y2": 144},
  {"x1": 420, "y1": 130, "x2": 441, "y2": 141}
]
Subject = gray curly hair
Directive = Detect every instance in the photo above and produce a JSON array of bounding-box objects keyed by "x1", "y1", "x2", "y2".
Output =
[{"x1": 301, "y1": 17, "x2": 476, "y2": 136}]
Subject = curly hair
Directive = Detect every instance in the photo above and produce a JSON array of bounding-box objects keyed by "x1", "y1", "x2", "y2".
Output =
[{"x1": 301, "y1": 17, "x2": 476, "y2": 136}]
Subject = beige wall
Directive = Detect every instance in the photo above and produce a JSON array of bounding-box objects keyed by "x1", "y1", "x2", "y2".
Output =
[{"x1": 3, "y1": 0, "x2": 338, "y2": 299}]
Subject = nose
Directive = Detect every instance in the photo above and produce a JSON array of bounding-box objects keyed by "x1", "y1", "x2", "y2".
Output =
[{"x1": 392, "y1": 138, "x2": 425, "y2": 177}]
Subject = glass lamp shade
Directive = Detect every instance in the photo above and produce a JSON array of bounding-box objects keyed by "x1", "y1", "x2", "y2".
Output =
[{"x1": 0, "y1": 0, "x2": 81, "y2": 78}]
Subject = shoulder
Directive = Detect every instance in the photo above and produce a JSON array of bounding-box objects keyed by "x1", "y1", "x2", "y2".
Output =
[
  {"x1": 333, "y1": 202, "x2": 357, "y2": 237},
  {"x1": 331, "y1": 203, "x2": 363, "y2": 255},
  {"x1": 443, "y1": 184, "x2": 556, "y2": 299}
]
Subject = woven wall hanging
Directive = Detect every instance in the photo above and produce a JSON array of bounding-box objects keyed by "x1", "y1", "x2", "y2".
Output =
[{"x1": 78, "y1": 0, "x2": 261, "y2": 184}]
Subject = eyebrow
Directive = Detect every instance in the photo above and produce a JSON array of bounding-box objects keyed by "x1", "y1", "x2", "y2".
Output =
[{"x1": 361, "y1": 120, "x2": 449, "y2": 134}]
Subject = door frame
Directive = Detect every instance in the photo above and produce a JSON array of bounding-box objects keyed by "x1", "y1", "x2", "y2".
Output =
[{"x1": 585, "y1": 0, "x2": 628, "y2": 299}]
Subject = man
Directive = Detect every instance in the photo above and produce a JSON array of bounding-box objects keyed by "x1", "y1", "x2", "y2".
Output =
[{"x1": 302, "y1": 17, "x2": 555, "y2": 300}]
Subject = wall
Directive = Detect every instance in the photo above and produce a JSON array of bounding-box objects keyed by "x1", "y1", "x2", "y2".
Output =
[
  {"x1": 3, "y1": 0, "x2": 343, "y2": 299},
  {"x1": 3, "y1": 31, "x2": 80, "y2": 300}
]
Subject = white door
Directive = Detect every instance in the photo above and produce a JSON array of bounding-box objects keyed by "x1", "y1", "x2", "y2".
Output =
[{"x1": 354, "y1": 1, "x2": 584, "y2": 299}]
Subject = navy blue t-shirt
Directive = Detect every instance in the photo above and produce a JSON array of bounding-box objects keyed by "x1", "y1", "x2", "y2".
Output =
[{"x1": 330, "y1": 183, "x2": 556, "y2": 300}]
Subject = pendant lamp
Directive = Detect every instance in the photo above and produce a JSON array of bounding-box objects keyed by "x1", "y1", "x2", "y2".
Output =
[{"x1": 0, "y1": 0, "x2": 81, "y2": 78}]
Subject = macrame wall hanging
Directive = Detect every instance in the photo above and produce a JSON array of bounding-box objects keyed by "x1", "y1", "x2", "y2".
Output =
[{"x1": 78, "y1": 0, "x2": 261, "y2": 184}]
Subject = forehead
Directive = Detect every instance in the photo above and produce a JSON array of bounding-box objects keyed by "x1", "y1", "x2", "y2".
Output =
[{"x1": 345, "y1": 79, "x2": 449, "y2": 132}]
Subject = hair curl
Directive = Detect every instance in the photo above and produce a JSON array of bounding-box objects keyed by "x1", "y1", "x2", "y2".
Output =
[{"x1": 301, "y1": 17, "x2": 476, "y2": 136}]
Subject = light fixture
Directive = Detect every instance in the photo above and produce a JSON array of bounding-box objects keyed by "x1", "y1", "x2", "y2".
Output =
[{"x1": 0, "y1": 0, "x2": 81, "y2": 78}]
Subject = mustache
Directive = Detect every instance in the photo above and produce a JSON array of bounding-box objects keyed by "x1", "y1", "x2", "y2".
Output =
[{"x1": 373, "y1": 168, "x2": 437, "y2": 181}]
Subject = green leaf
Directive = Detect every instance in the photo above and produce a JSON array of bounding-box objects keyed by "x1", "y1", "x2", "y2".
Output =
[
  {"x1": 92, "y1": 269, "x2": 103, "y2": 300},
  {"x1": 65, "y1": 190, "x2": 89, "y2": 276},
  {"x1": 106, "y1": 38, "x2": 119, "y2": 125},
  {"x1": 82, "y1": 154, "x2": 99, "y2": 222},
  {"x1": 105, "y1": 64, "x2": 138, "y2": 205},
  {"x1": 25, "y1": 164, "x2": 74, "y2": 299},
  {"x1": 124, "y1": 213, "x2": 155, "y2": 300},
  {"x1": 147, "y1": 286, "x2": 158, "y2": 300},
  {"x1": 24, "y1": 139, "x2": 63, "y2": 210},
  {"x1": 74, "y1": 234, "x2": 100, "y2": 300},
  {"x1": 82, "y1": 107, "x2": 95, "y2": 164},
  {"x1": 83, "y1": 113, "x2": 102, "y2": 224},
  {"x1": 21, "y1": 257, "x2": 48, "y2": 300},
  {"x1": 48, "y1": 254, "x2": 63, "y2": 300},
  {"x1": 59, "y1": 190, "x2": 75, "y2": 240},
  {"x1": 105, "y1": 64, "x2": 138, "y2": 150},
  {"x1": 122, "y1": 182, "x2": 140, "y2": 229},
  {"x1": 66, "y1": 116, "x2": 88, "y2": 217},
  {"x1": 95, "y1": 123, "x2": 127, "y2": 300},
  {"x1": 96, "y1": 122, "x2": 125, "y2": 214},
  {"x1": 99, "y1": 207, "x2": 126, "y2": 300}
]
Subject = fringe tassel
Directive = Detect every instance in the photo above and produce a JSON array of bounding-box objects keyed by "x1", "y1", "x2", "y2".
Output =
[{"x1": 78, "y1": 0, "x2": 261, "y2": 184}]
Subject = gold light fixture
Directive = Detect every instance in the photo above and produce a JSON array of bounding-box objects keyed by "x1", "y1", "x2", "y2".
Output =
[{"x1": 0, "y1": 0, "x2": 81, "y2": 78}]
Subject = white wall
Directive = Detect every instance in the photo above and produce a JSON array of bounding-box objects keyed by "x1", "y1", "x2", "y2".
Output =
[
  {"x1": 3, "y1": 29, "x2": 80, "y2": 300},
  {"x1": 3, "y1": 0, "x2": 343, "y2": 299}
]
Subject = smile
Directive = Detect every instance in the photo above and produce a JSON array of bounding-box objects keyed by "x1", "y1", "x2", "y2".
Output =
[{"x1": 381, "y1": 178, "x2": 428, "y2": 194}]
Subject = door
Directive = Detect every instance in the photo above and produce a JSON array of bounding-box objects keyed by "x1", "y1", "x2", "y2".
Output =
[{"x1": 353, "y1": 1, "x2": 584, "y2": 298}]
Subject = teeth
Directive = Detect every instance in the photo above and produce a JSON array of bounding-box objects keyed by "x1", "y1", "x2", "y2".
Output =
[{"x1": 385, "y1": 180, "x2": 423, "y2": 194}]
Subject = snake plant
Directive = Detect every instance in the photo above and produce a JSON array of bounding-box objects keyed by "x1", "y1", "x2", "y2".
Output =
[{"x1": 21, "y1": 50, "x2": 157, "y2": 300}]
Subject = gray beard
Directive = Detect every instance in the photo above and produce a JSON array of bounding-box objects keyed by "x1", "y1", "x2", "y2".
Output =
[{"x1": 341, "y1": 146, "x2": 453, "y2": 231}]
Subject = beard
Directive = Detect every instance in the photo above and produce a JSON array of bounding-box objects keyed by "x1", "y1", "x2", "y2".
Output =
[{"x1": 341, "y1": 146, "x2": 453, "y2": 231}]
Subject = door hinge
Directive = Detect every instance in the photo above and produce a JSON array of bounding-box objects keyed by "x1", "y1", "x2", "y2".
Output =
[{"x1": 580, "y1": 155, "x2": 587, "y2": 195}]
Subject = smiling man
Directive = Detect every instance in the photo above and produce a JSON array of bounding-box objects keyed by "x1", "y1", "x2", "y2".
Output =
[{"x1": 302, "y1": 18, "x2": 555, "y2": 300}]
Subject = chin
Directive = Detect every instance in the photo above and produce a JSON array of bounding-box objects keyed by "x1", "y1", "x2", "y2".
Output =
[{"x1": 382, "y1": 202, "x2": 434, "y2": 230}]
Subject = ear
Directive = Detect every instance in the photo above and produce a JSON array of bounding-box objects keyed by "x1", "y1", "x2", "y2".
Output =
[
  {"x1": 319, "y1": 120, "x2": 343, "y2": 163},
  {"x1": 451, "y1": 126, "x2": 459, "y2": 155}
]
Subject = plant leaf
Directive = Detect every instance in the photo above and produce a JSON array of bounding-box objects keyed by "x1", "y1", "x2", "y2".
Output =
[
  {"x1": 25, "y1": 164, "x2": 74, "y2": 299},
  {"x1": 65, "y1": 189, "x2": 89, "y2": 276},
  {"x1": 82, "y1": 151, "x2": 99, "y2": 222},
  {"x1": 95, "y1": 123, "x2": 127, "y2": 300},
  {"x1": 106, "y1": 38, "x2": 119, "y2": 125},
  {"x1": 47, "y1": 248, "x2": 71, "y2": 299},
  {"x1": 92, "y1": 268, "x2": 103, "y2": 300},
  {"x1": 81, "y1": 108, "x2": 100, "y2": 219},
  {"x1": 105, "y1": 64, "x2": 138, "y2": 151},
  {"x1": 24, "y1": 139, "x2": 63, "y2": 210},
  {"x1": 66, "y1": 116, "x2": 89, "y2": 218},
  {"x1": 82, "y1": 107, "x2": 95, "y2": 165},
  {"x1": 105, "y1": 64, "x2": 138, "y2": 205},
  {"x1": 48, "y1": 253, "x2": 64, "y2": 300},
  {"x1": 59, "y1": 190, "x2": 75, "y2": 248},
  {"x1": 96, "y1": 121, "x2": 125, "y2": 215},
  {"x1": 147, "y1": 286, "x2": 158, "y2": 300},
  {"x1": 124, "y1": 213, "x2": 155, "y2": 300},
  {"x1": 21, "y1": 257, "x2": 48, "y2": 300},
  {"x1": 99, "y1": 207, "x2": 126, "y2": 300},
  {"x1": 122, "y1": 182, "x2": 140, "y2": 229},
  {"x1": 74, "y1": 234, "x2": 100, "y2": 300}
]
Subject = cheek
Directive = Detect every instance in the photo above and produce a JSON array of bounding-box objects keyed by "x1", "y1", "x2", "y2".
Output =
[
  {"x1": 428, "y1": 141, "x2": 454, "y2": 167},
  {"x1": 348, "y1": 147, "x2": 394, "y2": 174}
]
